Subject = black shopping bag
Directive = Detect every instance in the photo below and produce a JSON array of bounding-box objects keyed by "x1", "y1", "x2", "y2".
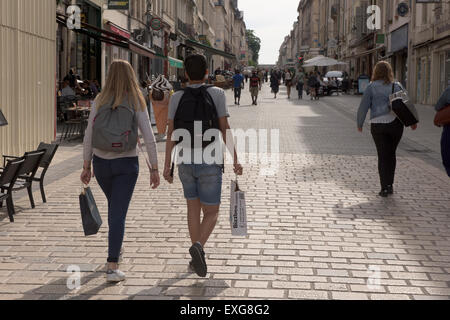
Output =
[
  {"x1": 79, "y1": 186, "x2": 102, "y2": 236},
  {"x1": 390, "y1": 83, "x2": 419, "y2": 127}
]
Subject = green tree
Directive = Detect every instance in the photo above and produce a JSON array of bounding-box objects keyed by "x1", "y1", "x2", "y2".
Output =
[{"x1": 246, "y1": 30, "x2": 261, "y2": 65}]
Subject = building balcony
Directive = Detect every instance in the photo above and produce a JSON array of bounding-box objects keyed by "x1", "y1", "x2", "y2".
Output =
[
  {"x1": 177, "y1": 19, "x2": 188, "y2": 36},
  {"x1": 178, "y1": 19, "x2": 197, "y2": 40}
]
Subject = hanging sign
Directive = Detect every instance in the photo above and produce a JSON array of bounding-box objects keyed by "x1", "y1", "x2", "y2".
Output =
[
  {"x1": 150, "y1": 17, "x2": 163, "y2": 31},
  {"x1": 108, "y1": 0, "x2": 130, "y2": 10}
]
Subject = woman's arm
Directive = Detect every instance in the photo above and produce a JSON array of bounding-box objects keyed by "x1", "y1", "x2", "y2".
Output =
[
  {"x1": 81, "y1": 103, "x2": 97, "y2": 184},
  {"x1": 137, "y1": 110, "x2": 158, "y2": 169},
  {"x1": 357, "y1": 85, "x2": 372, "y2": 130}
]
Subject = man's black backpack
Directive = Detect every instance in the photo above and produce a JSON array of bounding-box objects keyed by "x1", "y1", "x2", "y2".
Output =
[{"x1": 174, "y1": 85, "x2": 220, "y2": 149}]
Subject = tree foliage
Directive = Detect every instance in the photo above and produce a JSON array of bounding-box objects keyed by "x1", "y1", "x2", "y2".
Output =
[{"x1": 246, "y1": 30, "x2": 261, "y2": 65}]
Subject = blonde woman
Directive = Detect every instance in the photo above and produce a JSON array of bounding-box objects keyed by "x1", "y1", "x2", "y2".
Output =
[
  {"x1": 357, "y1": 61, "x2": 418, "y2": 197},
  {"x1": 81, "y1": 60, "x2": 160, "y2": 282}
]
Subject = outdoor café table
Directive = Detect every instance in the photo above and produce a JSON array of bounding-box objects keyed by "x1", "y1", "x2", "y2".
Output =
[{"x1": 65, "y1": 106, "x2": 90, "y2": 141}]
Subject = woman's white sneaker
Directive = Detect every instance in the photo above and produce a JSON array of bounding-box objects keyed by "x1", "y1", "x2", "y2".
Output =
[{"x1": 106, "y1": 269, "x2": 126, "y2": 283}]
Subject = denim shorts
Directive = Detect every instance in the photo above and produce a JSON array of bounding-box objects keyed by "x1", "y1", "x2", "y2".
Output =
[{"x1": 178, "y1": 164, "x2": 223, "y2": 206}]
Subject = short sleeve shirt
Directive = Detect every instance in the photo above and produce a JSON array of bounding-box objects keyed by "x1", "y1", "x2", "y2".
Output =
[
  {"x1": 168, "y1": 84, "x2": 229, "y2": 120},
  {"x1": 232, "y1": 74, "x2": 244, "y2": 88}
]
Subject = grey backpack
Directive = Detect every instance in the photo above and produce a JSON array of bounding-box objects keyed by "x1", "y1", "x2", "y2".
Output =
[{"x1": 92, "y1": 100, "x2": 138, "y2": 153}]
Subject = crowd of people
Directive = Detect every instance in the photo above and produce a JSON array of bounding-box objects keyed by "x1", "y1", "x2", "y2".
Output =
[
  {"x1": 79, "y1": 55, "x2": 449, "y2": 285},
  {"x1": 60, "y1": 68, "x2": 101, "y2": 100}
]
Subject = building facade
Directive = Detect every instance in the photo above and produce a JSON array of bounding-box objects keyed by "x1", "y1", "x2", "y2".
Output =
[
  {"x1": 1, "y1": 0, "x2": 56, "y2": 156},
  {"x1": 279, "y1": 0, "x2": 450, "y2": 105}
]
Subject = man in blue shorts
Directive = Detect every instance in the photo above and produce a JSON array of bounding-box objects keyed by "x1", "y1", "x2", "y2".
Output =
[{"x1": 163, "y1": 54, "x2": 243, "y2": 278}]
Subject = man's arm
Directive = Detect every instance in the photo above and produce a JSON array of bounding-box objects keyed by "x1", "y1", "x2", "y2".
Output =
[
  {"x1": 219, "y1": 117, "x2": 242, "y2": 175},
  {"x1": 163, "y1": 120, "x2": 176, "y2": 183}
]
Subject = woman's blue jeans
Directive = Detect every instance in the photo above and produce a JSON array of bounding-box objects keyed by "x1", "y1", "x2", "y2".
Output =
[{"x1": 93, "y1": 155, "x2": 139, "y2": 263}]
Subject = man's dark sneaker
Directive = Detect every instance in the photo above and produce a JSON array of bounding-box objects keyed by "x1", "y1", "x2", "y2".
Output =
[{"x1": 189, "y1": 242, "x2": 207, "y2": 277}]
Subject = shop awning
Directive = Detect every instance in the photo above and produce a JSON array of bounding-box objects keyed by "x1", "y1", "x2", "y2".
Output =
[
  {"x1": 185, "y1": 39, "x2": 236, "y2": 60},
  {"x1": 168, "y1": 57, "x2": 184, "y2": 69},
  {"x1": 129, "y1": 40, "x2": 156, "y2": 59},
  {"x1": 342, "y1": 45, "x2": 385, "y2": 60},
  {"x1": 57, "y1": 13, "x2": 128, "y2": 48},
  {"x1": 57, "y1": 14, "x2": 155, "y2": 58}
]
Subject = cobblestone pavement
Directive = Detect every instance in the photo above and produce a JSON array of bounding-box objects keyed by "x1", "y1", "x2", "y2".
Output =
[{"x1": 0, "y1": 84, "x2": 449, "y2": 300}]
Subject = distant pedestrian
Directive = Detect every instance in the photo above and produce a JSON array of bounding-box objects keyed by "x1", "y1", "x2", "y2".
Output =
[
  {"x1": 285, "y1": 69, "x2": 293, "y2": 99},
  {"x1": 270, "y1": 71, "x2": 280, "y2": 99},
  {"x1": 435, "y1": 86, "x2": 450, "y2": 177},
  {"x1": 296, "y1": 68, "x2": 305, "y2": 99},
  {"x1": 81, "y1": 60, "x2": 160, "y2": 283},
  {"x1": 163, "y1": 54, "x2": 243, "y2": 278},
  {"x1": 307, "y1": 72, "x2": 318, "y2": 100},
  {"x1": 249, "y1": 71, "x2": 261, "y2": 105},
  {"x1": 245, "y1": 73, "x2": 249, "y2": 83},
  {"x1": 357, "y1": 61, "x2": 418, "y2": 197},
  {"x1": 258, "y1": 69, "x2": 264, "y2": 90},
  {"x1": 315, "y1": 72, "x2": 322, "y2": 100},
  {"x1": 232, "y1": 69, "x2": 245, "y2": 105}
]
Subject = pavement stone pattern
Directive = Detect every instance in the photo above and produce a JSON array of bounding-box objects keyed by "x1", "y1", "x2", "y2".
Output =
[{"x1": 0, "y1": 84, "x2": 449, "y2": 300}]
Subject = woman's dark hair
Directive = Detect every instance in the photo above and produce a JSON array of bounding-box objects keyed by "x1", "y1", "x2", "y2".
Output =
[{"x1": 184, "y1": 54, "x2": 207, "y2": 81}]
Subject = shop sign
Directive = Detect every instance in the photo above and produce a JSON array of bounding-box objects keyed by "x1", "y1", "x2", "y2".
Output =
[
  {"x1": 108, "y1": 0, "x2": 129, "y2": 10},
  {"x1": 109, "y1": 24, "x2": 131, "y2": 39},
  {"x1": 376, "y1": 34, "x2": 385, "y2": 44},
  {"x1": 150, "y1": 17, "x2": 163, "y2": 31}
]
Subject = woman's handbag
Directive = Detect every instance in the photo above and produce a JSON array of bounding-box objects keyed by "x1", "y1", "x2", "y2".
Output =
[
  {"x1": 79, "y1": 185, "x2": 102, "y2": 236},
  {"x1": 389, "y1": 83, "x2": 419, "y2": 127},
  {"x1": 434, "y1": 105, "x2": 450, "y2": 127}
]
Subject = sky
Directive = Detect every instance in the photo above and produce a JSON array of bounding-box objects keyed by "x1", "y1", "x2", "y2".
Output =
[{"x1": 238, "y1": 0, "x2": 299, "y2": 65}]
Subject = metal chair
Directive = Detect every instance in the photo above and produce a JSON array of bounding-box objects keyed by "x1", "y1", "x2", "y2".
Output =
[
  {"x1": 31, "y1": 143, "x2": 59, "y2": 203},
  {"x1": 1, "y1": 150, "x2": 45, "y2": 210},
  {"x1": 0, "y1": 158, "x2": 25, "y2": 222}
]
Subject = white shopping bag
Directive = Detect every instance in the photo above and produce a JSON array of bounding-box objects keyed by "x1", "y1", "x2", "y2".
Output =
[{"x1": 230, "y1": 179, "x2": 248, "y2": 236}]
